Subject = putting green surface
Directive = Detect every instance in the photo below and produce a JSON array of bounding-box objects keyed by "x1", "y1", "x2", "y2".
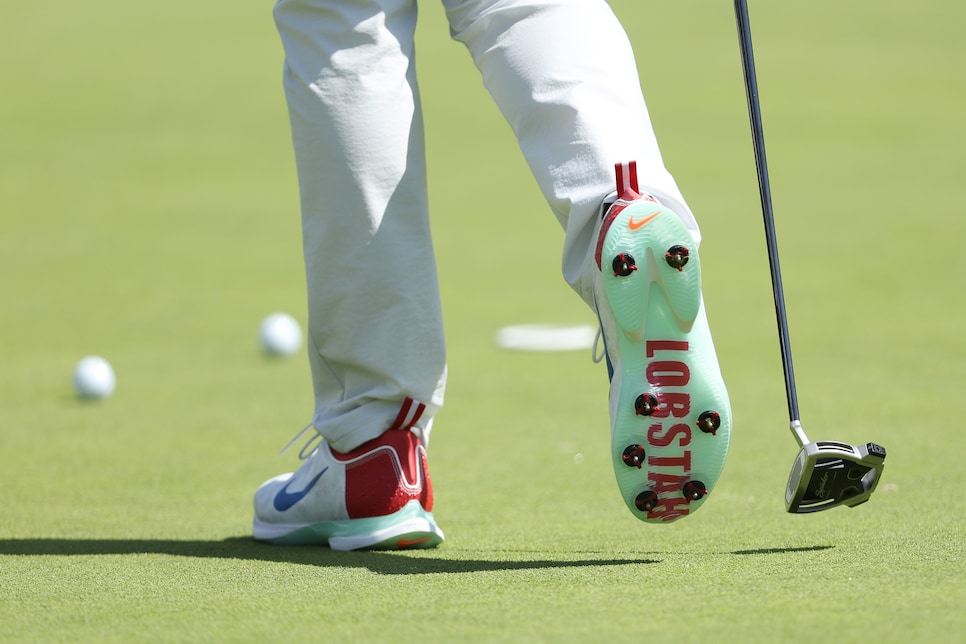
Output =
[{"x1": 2, "y1": 1, "x2": 964, "y2": 641}]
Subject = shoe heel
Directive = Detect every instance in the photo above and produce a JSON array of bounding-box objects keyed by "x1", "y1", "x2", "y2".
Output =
[{"x1": 601, "y1": 202, "x2": 701, "y2": 335}]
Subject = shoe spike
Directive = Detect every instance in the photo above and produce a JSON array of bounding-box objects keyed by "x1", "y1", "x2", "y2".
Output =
[
  {"x1": 635, "y1": 393, "x2": 659, "y2": 416},
  {"x1": 696, "y1": 410, "x2": 721, "y2": 435},
  {"x1": 682, "y1": 480, "x2": 708, "y2": 502},
  {"x1": 665, "y1": 245, "x2": 690, "y2": 271},
  {"x1": 622, "y1": 444, "x2": 646, "y2": 469},
  {"x1": 635, "y1": 490, "x2": 659, "y2": 512},
  {"x1": 612, "y1": 253, "x2": 638, "y2": 277}
]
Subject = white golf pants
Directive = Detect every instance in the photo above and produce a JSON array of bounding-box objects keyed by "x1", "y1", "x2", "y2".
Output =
[{"x1": 273, "y1": 0, "x2": 699, "y2": 452}]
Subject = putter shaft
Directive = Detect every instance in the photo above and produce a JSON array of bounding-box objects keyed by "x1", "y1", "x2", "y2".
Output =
[{"x1": 734, "y1": 0, "x2": 802, "y2": 432}]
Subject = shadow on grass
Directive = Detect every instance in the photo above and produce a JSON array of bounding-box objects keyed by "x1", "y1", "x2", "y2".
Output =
[
  {"x1": 0, "y1": 538, "x2": 659, "y2": 575},
  {"x1": 731, "y1": 545, "x2": 834, "y2": 555}
]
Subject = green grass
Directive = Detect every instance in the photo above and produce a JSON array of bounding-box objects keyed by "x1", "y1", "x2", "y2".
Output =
[{"x1": 2, "y1": 0, "x2": 965, "y2": 641}]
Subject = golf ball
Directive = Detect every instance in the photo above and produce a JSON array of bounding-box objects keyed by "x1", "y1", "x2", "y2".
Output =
[
  {"x1": 259, "y1": 313, "x2": 303, "y2": 356},
  {"x1": 73, "y1": 356, "x2": 116, "y2": 399}
]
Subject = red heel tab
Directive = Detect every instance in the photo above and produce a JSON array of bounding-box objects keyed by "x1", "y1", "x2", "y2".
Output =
[
  {"x1": 615, "y1": 161, "x2": 639, "y2": 195},
  {"x1": 595, "y1": 160, "x2": 643, "y2": 271},
  {"x1": 615, "y1": 160, "x2": 660, "y2": 204},
  {"x1": 620, "y1": 186, "x2": 641, "y2": 202}
]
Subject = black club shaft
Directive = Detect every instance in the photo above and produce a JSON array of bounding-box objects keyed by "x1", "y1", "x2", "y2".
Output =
[{"x1": 734, "y1": 0, "x2": 801, "y2": 426}]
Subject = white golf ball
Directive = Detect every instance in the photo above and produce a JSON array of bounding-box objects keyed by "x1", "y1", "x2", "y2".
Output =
[
  {"x1": 259, "y1": 313, "x2": 303, "y2": 356},
  {"x1": 73, "y1": 356, "x2": 116, "y2": 399}
]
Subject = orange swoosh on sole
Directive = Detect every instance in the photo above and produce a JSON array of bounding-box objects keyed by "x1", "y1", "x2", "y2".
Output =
[
  {"x1": 628, "y1": 212, "x2": 659, "y2": 230},
  {"x1": 397, "y1": 537, "x2": 433, "y2": 548}
]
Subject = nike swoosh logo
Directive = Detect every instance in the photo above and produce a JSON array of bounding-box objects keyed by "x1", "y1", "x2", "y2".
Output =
[
  {"x1": 273, "y1": 467, "x2": 329, "y2": 512},
  {"x1": 397, "y1": 537, "x2": 433, "y2": 548},
  {"x1": 628, "y1": 212, "x2": 659, "y2": 230}
]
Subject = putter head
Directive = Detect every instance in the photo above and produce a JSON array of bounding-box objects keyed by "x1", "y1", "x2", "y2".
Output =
[{"x1": 785, "y1": 441, "x2": 887, "y2": 513}]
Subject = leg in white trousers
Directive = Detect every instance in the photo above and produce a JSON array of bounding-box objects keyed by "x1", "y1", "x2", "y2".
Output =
[{"x1": 273, "y1": 0, "x2": 699, "y2": 452}]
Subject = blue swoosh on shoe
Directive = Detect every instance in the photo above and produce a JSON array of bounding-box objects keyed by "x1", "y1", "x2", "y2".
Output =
[{"x1": 273, "y1": 467, "x2": 329, "y2": 512}]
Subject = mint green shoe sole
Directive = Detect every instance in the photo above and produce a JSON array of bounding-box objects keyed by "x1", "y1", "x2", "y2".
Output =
[
  {"x1": 254, "y1": 500, "x2": 444, "y2": 550},
  {"x1": 599, "y1": 201, "x2": 732, "y2": 523}
]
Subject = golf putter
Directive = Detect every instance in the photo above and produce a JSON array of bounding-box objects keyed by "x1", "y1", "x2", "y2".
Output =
[{"x1": 733, "y1": 0, "x2": 887, "y2": 513}]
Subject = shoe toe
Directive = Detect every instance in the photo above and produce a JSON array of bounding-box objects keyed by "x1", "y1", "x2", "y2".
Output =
[{"x1": 252, "y1": 472, "x2": 294, "y2": 518}]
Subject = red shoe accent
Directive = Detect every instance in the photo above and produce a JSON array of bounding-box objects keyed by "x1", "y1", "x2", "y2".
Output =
[
  {"x1": 333, "y1": 429, "x2": 434, "y2": 519},
  {"x1": 596, "y1": 160, "x2": 666, "y2": 270},
  {"x1": 388, "y1": 397, "x2": 426, "y2": 431},
  {"x1": 615, "y1": 161, "x2": 640, "y2": 195}
]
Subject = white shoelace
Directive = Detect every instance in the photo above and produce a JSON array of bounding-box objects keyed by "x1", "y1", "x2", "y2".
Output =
[
  {"x1": 279, "y1": 422, "x2": 322, "y2": 460},
  {"x1": 591, "y1": 326, "x2": 606, "y2": 364}
]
